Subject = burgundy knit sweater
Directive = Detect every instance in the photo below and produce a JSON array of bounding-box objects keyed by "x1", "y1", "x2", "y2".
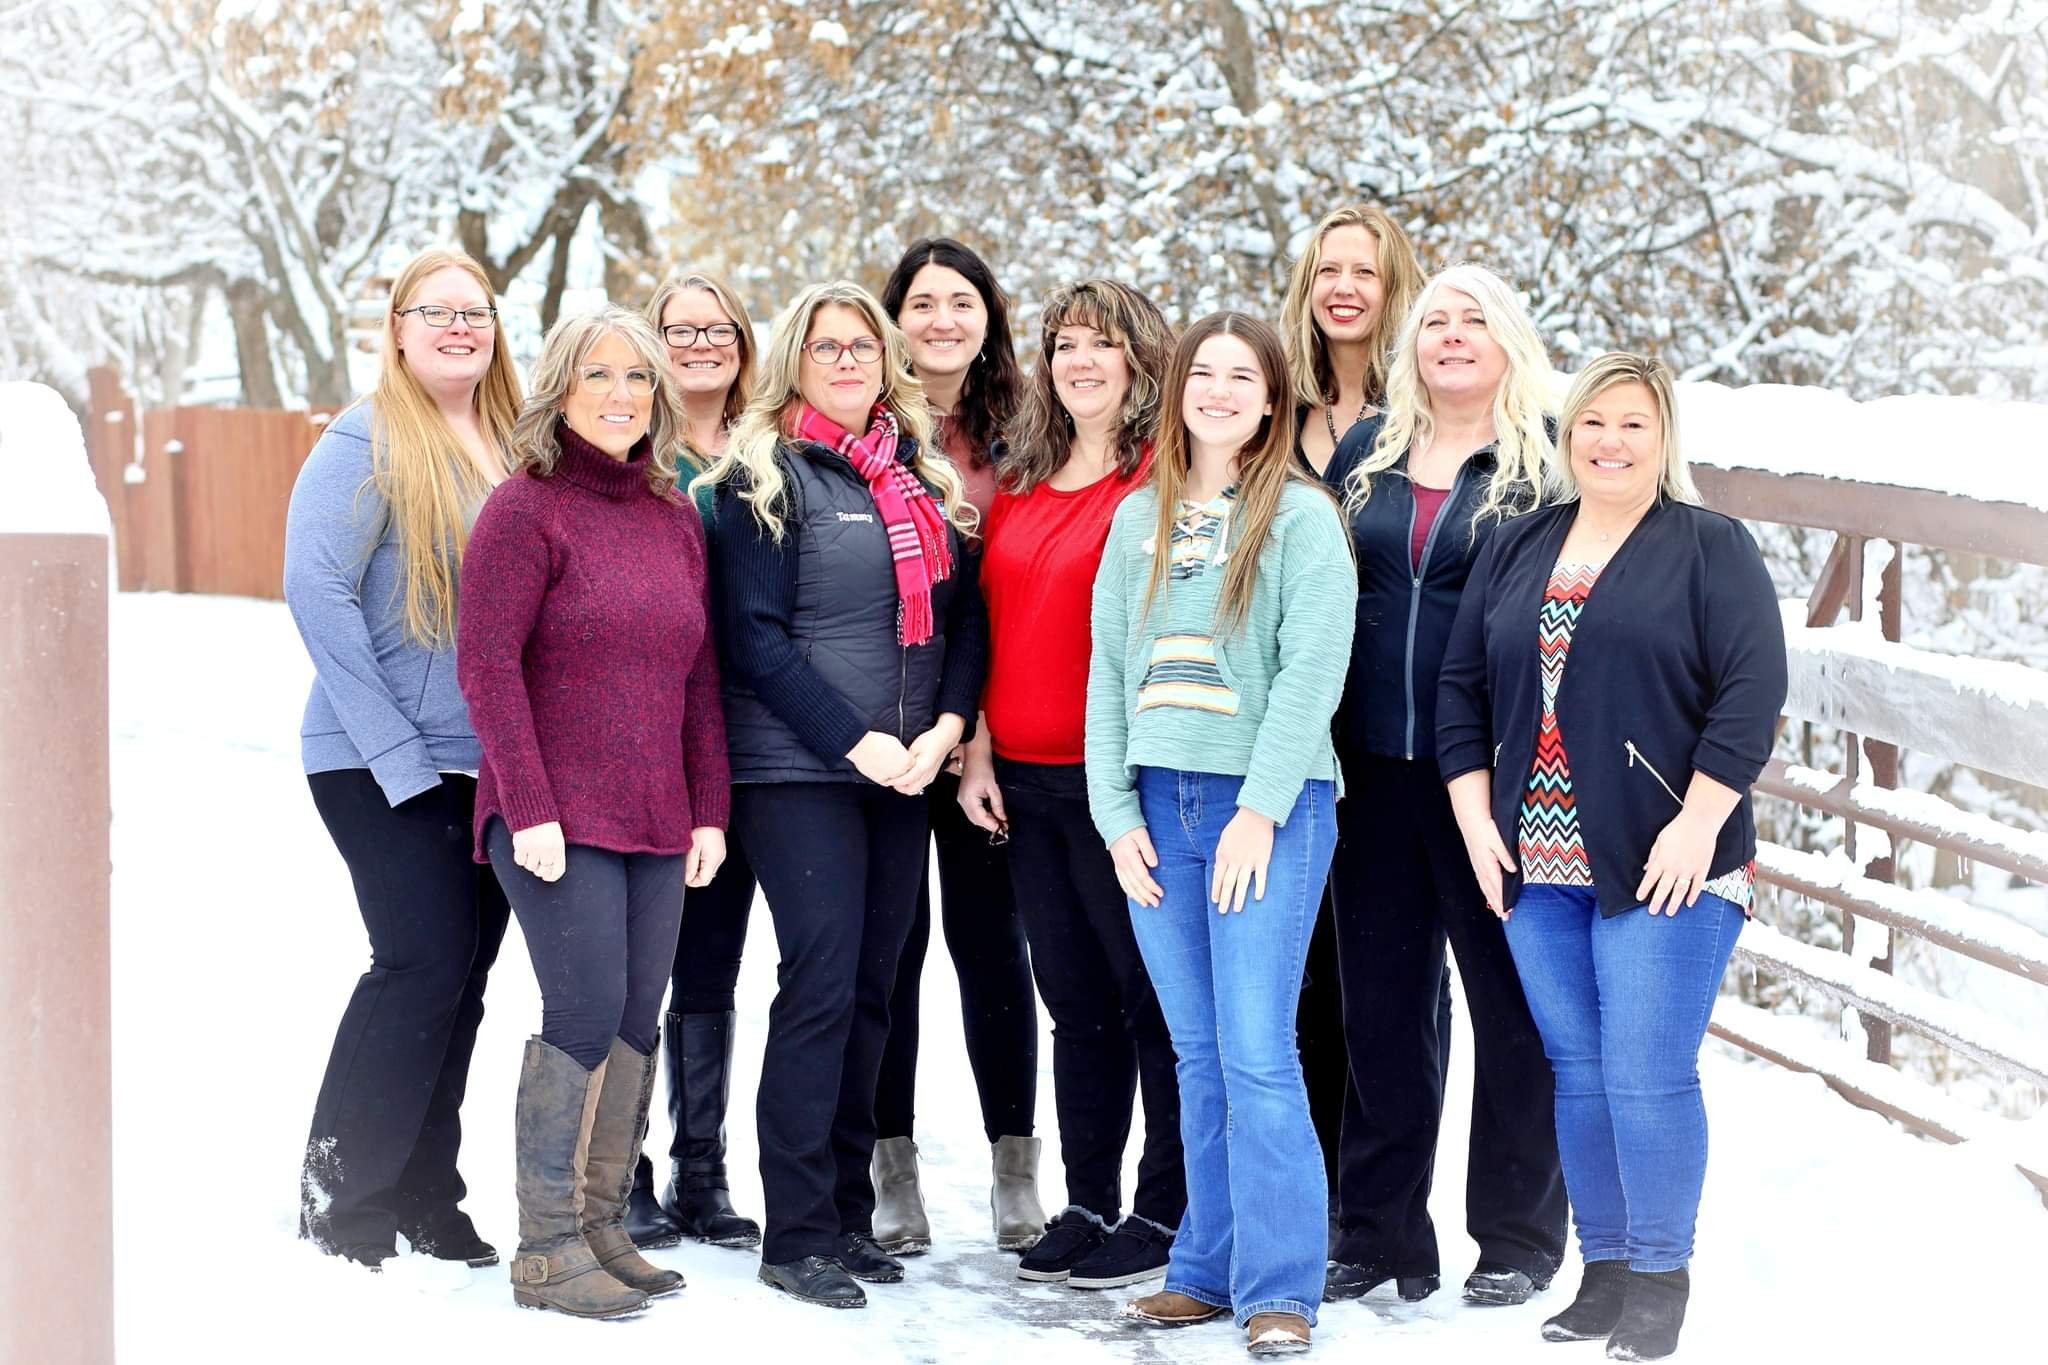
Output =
[{"x1": 457, "y1": 422, "x2": 730, "y2": 861}]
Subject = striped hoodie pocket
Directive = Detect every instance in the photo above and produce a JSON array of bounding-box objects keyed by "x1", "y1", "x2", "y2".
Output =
[{"x1": 1137, "y1": 633, "x2": 1240, "y2": 716}]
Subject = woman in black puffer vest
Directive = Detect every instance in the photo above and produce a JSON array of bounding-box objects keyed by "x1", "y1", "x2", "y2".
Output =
[{"x1": 695, "y1": 280, "x2": 986, "y2": 1310}]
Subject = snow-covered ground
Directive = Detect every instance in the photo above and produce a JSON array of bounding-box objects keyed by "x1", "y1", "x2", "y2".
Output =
[{"x1": 110, "y1": 592, "x2": 2047, "y2": 1363}]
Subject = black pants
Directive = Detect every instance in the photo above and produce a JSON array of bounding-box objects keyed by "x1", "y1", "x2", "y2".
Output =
[
  {"x1": 302, "y1": 770, "x2": 509, "y2": 1251},
  {"x1": 999, "y1": 760, "x2": 1185, "y2": 1227},
  {"x1": 484, "y1": 819, "x2": 685, "y2": 1070},
  {"x1": 671, "y1": 829, "x2": 754, "y2": 1015},
  {"x1": 1330, "y1": 750, "x2": 1568, "y2": 1278},
  {"x1": 1297, "y1": 891, "x2": 1348, "y2": 1192},
  {"x1": 875, "y1": 769, "x2": 1038, "y2": 1144},
  {"x1": 736, "y1": 781, "x2": 929, "y2": 1263}
]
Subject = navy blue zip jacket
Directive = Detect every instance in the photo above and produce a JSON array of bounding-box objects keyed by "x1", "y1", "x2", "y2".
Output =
[
  {"x1": 1325, "y1": 418, "x2": 1533, "y2": 763},
  {"x1": 1436, "y1": 497, "x2": 1788, "y2": 917}
]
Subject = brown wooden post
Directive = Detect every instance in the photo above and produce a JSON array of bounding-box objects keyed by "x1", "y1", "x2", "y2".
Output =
[
  {"x1": 0, "y1": 420, "x2": 116, "y2": 1362},
  {"x1": 1857, "y1": 542, "x2": 1905, "y2": 1064}
]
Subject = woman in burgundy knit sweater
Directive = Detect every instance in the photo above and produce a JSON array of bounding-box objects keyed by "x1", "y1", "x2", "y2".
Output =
[
  {"x1": 954, "y1": 279, "x2": 1189, "y2": 1291},
  {"x1": 457, "y1": 306, "x2": 730, "y2": 1320}
]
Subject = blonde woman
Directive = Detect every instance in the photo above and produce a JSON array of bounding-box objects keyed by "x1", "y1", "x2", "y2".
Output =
[
  {"x1": 1323, "y1": 263, "x2": 1567, "y2": 1308},
  {"x1": 1276, "y1": 203, "x2": 1427, "y2": 1209},
  {"x1": 1279, "y1": 204, "x2": 1424, "y2": 476},
  {"x1": 621, "y1": 270, "x2": 765, "y2": 1253},
  {"x1": 1439, "y1": 355, "x2": 1784, "y2": 1361},
  {"x1": 284, "y1": 246, "x2": 520, "y2": 1272},
  {"x1": 458, "y1": 307, "x2": 729, "y2": 1319},
  {"x1": 695, "y1": 280, "x2": 984, "y2": 1309}
]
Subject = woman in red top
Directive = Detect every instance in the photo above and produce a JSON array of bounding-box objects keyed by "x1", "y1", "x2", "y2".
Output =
[
  {"x1": 956, "y1": 279, "x2": 1187, "y2": 1291},
  {"x1": 458, "y1": 307, "x2": 729, "y2": 1319}
]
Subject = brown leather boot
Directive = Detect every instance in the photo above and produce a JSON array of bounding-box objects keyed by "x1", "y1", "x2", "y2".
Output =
[
  {"x1": 509, "y1": 1038, "x2": 647, "y2": 1318},
  {"x1": 581, "y1": 1036, "x2": 685, "y2": 1297},
  {"x1": 1246, "y1": 1311, "x2": 1311, "y2": 1355},
  {"x1": 1121, "y1": 1289, "x2": 1227, "y2": 1327}
]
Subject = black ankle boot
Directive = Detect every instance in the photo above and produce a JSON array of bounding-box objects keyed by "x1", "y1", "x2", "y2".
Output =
[
  {"x1": 658, "y1": 1010, "x2": 762, "y2": 1248},
  {"x1": 1606, "y1": 1268, "x2": 1689, "y2": 1361},
  {"x1": 623, "y1": 1152, "x2": 684, "y2": 1249},
  {"x1": 1543, "y1": 1260, "x2": 1631, "y2": 1341}
]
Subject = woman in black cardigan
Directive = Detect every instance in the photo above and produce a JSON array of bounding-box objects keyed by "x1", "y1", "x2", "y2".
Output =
[{"x1": 1437, "y1": 353, "x2": 1787, "y2": 1362}]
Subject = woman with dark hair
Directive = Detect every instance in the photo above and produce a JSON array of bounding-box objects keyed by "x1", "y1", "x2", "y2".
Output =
[
  {"x1": 621, "y1": 270, "x2": 764, "y2": 1253},
  {"x1": 1089, "y1": 313, "x2": 1356, "y2": 1354},
  {"x1": 867, "y1": 238, "x2": 1044, "y2": 1255},
  {"x1": 697, "y1": 281, "x2": 986, "y2": 1309},
  {"x1": 459, "y1": 307, "x2": 729, "y2": 1318},
  {"x1": 956, "y1": 279, "x2": 1188, "y2": 1292},
  {"x1": 1439, "y1": 353, "x2": 1785, "y2": 1361}
]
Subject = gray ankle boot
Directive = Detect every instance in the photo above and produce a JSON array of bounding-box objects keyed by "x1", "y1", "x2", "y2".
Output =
[
  {"x1": 869, "y1": 1137, "x2": 931, "y2": 1255},
  {"x1": 509, "y1": 1038, "x2": 648, "y2": 1318},
  {"x1": 991, "y1": 1136, "x2": 1048, "y2": 1251},
  {"x1": 581, "y1": 1036, "x2": 685, "y2": 1298}
]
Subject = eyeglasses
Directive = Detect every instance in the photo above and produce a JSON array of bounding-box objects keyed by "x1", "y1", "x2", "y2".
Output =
[
  {"x1": 662, "y1": 323, "x2": 740, "y2": 348},
  {"x1": 396, "y1": 305, "x2": 498, "y2": 329},
  {"x1": 575, "y1": 366, "x2": 659, "y2": 397},
  {"x1": 803, "y1": 337, "x2": 883, "y2": 365}
]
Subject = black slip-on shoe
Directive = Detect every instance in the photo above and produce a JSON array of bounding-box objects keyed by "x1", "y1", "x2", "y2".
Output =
[
  {"x1": 1068, "y1": 1214, "x2": 1173, "y2": 1290},
  {"x1": 1017, "y1": 1206, "x2": 1111, "y2": 1283},
  {"x1": 1464, "y1": 1259, "x2": 1553, "y2": 1306}
]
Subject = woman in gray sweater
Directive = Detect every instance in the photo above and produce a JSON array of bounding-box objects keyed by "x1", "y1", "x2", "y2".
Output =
[{"x1": 282, "y1": 247, "x2": 522, "y2": 1271}]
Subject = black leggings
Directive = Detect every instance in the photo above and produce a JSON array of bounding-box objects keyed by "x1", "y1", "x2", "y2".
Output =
[
  {"x1": 302, "y1": 770, "x2": 509, "y2": 1251},
  {"x1": 999, "y1": 760, "x2": 1184, "y2": 1226},
  {"x1": 1330, "y1": 750, "x2": 1568, "y2": 1278},
  {"x1": 484, "y1": 818, "x2": 685, "y2": 1071},
  {"x1": 735, "y1": 781, "x2": 929, "y2": 1263},
  {"x1": 875, "y1": 769, "x2": 1039, "y2": 1144},
  {"x1": 670, "y1": 829, "x2": 755, "y2": 1016}
]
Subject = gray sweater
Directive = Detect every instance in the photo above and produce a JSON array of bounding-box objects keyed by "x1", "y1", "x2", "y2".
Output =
[{"x1": 282, "y1": 401, "x2": 482, "y2": 806}]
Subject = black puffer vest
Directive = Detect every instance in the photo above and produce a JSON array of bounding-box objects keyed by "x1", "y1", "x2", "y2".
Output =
[{"x1": 722, "y1": 439, "x2": 964, "y2": 784}]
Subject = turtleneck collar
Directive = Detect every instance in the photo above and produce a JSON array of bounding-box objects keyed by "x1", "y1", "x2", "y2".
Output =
[{"x1": 555, "y1": 418, "x2": 653, "y2": 500}]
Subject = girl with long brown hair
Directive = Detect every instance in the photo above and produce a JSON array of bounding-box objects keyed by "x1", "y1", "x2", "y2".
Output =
[
  {"x1": 284, "y1": 246, "x2": 521, "y2": 1270},
  {"x1": 1084, "y1": 313, "x2": 1355, "y2": 1354}
]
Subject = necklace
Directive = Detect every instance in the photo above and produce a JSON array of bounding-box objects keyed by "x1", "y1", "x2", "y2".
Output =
[{"x1": 1325, "y1": 392, "x2": 1370, "y2": 448}]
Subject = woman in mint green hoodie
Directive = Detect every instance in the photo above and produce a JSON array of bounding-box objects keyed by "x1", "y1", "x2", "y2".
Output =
[{"x1": 1085, "y1": 312, "x2": 1356, "y2": 1355}]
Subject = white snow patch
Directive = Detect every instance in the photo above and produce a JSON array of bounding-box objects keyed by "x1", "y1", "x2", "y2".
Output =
[{"x1": 0, "y1": 381, "x2": 110, "y2": 535}]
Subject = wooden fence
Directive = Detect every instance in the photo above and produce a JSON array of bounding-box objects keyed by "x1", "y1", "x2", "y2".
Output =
[
  {"x1": 86, "y1": 366, "x2": 329, "y2": 600},
  {"x1": 1695, "y1": 465, "x2": 2048, "y2": 1204}
]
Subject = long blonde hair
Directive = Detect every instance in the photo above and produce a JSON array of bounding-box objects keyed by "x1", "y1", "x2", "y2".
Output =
[
  {"x1": 692, "y1": 281, "x2": 969, "y2": 541},
  {"x1": 643, "y1": 269, "x2": 757, "y2": 467},
  {"x1": 1342, "y1": 263, "x2": 1552, "y2": 528},
  {"x1": 1549, "y1": 352, "x2": 1700, "y2": 506},
  {"x1": 1145, "y1": 312, "x2": 1328, "y2": 635},
  {"x1": 367, "y1": 246, "x2": 522, "y2": 648},
  {"x1": 1280, "y1": 205, "x2": 1424, "y2": 411},
  {"x1": 508, "y1": 308, "x2": 686, "y2": 497}
]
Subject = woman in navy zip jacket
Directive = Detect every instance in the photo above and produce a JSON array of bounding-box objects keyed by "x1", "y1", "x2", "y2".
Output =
[
  {"x1": 1323, "y1": 264, "x2": 1568, "y2": 1309},
  {"x1": 695, "y1": 280, "x2": 986, "y2": 1310},
  {"x1": 1438, "y1": 353, "x2": 1786, "y2": 1361}
]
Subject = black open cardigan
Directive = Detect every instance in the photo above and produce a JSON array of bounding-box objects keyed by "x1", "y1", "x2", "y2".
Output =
[{"x1": 1436, "y1": 497, "x2": 1788, "y2": 917}]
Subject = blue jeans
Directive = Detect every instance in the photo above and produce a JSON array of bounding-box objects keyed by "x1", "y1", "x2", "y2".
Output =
[
  {"x1": 1127, "y1": 768, "x2": 1338, "y2": 1326},
  {"x1": 1503, "y1": 883, "x2": 1744, "y2": 1272}
]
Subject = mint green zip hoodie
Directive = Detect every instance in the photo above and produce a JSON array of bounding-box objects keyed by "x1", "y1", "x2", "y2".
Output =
[{"x1": 1085, "y1": 481, "x2": 1358, "y2": 845}]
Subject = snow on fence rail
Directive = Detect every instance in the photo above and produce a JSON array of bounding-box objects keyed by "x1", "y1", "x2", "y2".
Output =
[{"x1": 1692, "y1": 431, "x2": 2048, "y2": 1205}]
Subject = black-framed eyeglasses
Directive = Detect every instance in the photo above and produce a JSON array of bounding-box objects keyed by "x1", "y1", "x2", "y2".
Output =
[
  {"x1": 803, "y1": 337, "x2": 883, "y2": 365},
  {"x1": 396, "y1": 304, "x2": 498, "y2": 329},
  {"x1": 575, "y1": 366, "x2": 659, "y2": 397},
  {"x1": 662, "y1": 323, "x2": 740, "y2": 348}
]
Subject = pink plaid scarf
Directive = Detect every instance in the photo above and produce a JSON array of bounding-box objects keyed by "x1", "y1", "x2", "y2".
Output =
[{"x1": 794, "y1": 402, "x2": 954, "y2": 645}]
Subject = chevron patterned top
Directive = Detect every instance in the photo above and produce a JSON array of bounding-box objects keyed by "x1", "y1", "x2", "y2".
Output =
[{"x1": 1516, "y1": 559, "x2": 1755, "y2": 910}]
